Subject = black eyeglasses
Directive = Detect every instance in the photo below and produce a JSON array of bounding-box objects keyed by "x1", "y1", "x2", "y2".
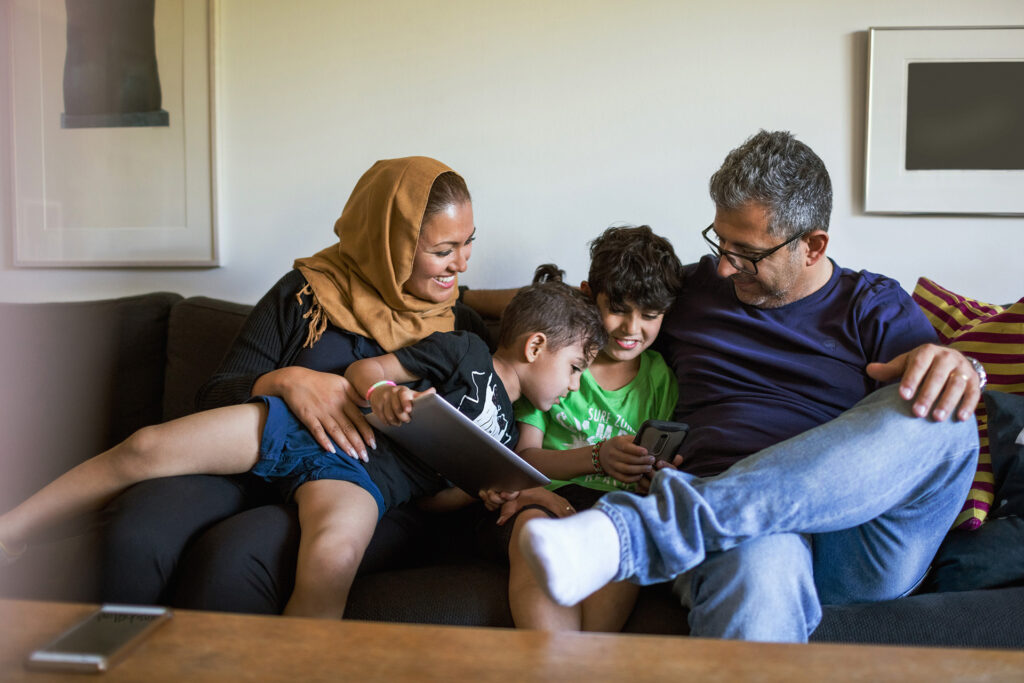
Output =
[{"x1": 701, "y1": 224, "x2": 807, "y2": 275}]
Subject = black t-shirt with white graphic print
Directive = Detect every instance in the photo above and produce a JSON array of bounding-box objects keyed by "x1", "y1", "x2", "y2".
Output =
[
  {"x1": 394, "y1": 331, "x2": 518, "y2": 448},
  {"x1": 359, "y1": 331, "x2": 518, "y2": 509}
]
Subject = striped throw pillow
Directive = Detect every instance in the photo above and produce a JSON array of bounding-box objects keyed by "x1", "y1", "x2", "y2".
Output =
[{"x1": 912, "y1": 278, "x2": 1024, "y2": 530}]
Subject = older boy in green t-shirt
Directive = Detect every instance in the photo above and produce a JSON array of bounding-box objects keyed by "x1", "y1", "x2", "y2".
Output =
[{"x1": 517, "y1": 347, "x2": 677, "y2": 493}]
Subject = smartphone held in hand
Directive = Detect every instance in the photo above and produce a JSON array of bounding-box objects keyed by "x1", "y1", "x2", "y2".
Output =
[
  {"x1": 25, "y1": 604, "x2": 172, "y2": 673},
  {"x1": 633, "y1": 419, "x2": 689, "y2": 463}
]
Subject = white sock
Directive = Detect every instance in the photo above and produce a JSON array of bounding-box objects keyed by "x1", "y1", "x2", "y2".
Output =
[{"x1": 518, "y1": 509, "x2": 621, "y2": 606}]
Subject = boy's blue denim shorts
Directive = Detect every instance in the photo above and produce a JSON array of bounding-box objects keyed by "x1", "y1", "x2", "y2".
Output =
[{"x1": 248, "y1": 395, "x2": 386, "y2": 518}]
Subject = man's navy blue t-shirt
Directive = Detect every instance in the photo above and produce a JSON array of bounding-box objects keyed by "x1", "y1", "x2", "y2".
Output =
[{"x1": 654, "y1": 255, "x2": 938, "y2": 477}]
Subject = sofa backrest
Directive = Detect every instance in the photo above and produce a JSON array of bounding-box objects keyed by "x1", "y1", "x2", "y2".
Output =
[{"x1": 162, "y1": 296, "x2": 253, "y2": 421}]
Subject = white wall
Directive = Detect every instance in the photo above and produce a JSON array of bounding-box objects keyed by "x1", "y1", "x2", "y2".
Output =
[{"x1": 2, "y1": 0, "x2": 1022, "y2": 304}]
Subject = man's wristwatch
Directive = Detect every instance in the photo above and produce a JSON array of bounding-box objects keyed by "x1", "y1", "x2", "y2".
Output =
[{"x1": 966, "y1": 356, "x2": 987, "y2": 391}]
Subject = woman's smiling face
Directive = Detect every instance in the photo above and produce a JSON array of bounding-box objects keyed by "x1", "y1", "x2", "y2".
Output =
[{"x1": 405, "y1": 202, "x2": 476, "y2": 303}]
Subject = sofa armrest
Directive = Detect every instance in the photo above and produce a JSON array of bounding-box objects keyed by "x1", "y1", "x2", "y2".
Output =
[{"x1": 0, "y1": 293, "x2": 180, "y2": 508}]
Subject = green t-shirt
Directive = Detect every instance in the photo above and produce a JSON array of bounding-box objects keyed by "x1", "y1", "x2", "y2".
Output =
[{"x1": 515, "y1": 349, "x2": 678, "y2": 492}]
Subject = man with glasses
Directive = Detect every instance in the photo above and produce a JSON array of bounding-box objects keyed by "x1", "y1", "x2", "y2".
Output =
[{"x1": 520, "y1": 130, "x2": 983, "y2": 643}]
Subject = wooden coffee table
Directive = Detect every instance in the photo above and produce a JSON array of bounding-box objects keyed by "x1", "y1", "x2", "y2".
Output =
[{"x1": 2, "y1": 599, "x2": 1023, "y2": 681}]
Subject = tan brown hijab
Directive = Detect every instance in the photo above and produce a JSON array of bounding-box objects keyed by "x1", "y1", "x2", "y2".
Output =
[{"x1": 293, "y1": 157, "x2": 463, "y2": 352}]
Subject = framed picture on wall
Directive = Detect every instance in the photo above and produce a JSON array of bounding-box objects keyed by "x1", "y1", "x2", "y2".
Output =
[
  {"x1": 8, "y1": 0, "x2": 218, "y2": 267},
  {"x1": 864, "y1": 26, "x2": 1024, "y2": 215}
]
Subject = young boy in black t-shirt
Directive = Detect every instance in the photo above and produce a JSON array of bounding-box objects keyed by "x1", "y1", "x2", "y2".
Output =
[{"x1": 0, "y1": 282, "x2": 606, "y2": 620}]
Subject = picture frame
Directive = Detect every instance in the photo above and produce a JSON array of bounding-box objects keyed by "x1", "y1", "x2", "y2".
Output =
[
  {"x1": 8, "y1": 0, "x2": 218, "y2": 267},
  {"x1": 864, "y1": 26, "x2": 1024, "y2": 215}
]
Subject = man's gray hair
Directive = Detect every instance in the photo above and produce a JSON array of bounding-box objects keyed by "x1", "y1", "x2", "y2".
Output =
[{"x1": 709, "y1": 130, "x2": 832, "y2": 239}]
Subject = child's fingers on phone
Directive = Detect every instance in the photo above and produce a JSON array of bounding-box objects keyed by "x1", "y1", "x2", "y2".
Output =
[
  {"x1": 608, "y1": 455, "x2": 654, "y2": 473},
  {"x1": 623, "y1": 452, "x2": 656, "y2": 466},
  {"x1": 604, "y1": 468, "x2": 640, "y2": 484},
  {"x1": 609, "y1": 447, "x2": 650, "y2": 466},
  {"x1": 658, "y1": 454, "x2": 684, "y2": 470}
]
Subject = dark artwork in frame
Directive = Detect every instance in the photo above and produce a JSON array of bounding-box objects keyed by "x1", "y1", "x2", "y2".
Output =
[
  {"x1": 905, "y1": 61, "x2": 1024, "y2": 171},
  {"x1": 62, "y1": 0, "x2": 170, "y2": 129}
]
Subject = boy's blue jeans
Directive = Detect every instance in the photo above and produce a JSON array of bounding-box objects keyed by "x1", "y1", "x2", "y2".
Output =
[{"x1": 594, "y1": 385, "x2": 979, "y2": 642}]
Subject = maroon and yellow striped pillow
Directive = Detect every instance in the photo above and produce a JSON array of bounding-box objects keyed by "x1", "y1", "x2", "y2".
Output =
[{"x1": 912, "y1": 278, "x2": 1024, "y2": 530}]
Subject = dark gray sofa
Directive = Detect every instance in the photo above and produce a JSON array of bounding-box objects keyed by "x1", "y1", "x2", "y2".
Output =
[{"x1": 1, "y1": 293, "x2": 1022, "y2": 648}]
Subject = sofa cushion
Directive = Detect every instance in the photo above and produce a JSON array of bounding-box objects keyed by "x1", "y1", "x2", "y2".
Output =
[
  {"x1": 811, "y1": 586, "x2": 1024, "y2": 648},
  {"x1": 163, "y1": 296, "x2": 252, "y2": 421},
  {"x1": 912, "y1": 278, "x2": 1024, "y2": 529},
  {"x1": 924, "y1": 393, "x2": 1024, "y2": 594},
  {"x1": 987, "y1": 391, "x2": 1024, "y2": 518},
  {"x1": 926, "y1": 516, "x2": 1024, "y2": 593}
]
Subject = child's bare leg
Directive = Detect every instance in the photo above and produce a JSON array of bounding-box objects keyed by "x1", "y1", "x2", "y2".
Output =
[
  {"x1": 508, "y1": 509, "x2": 582, "y2": 630},
  {"x1": 0, "y1": 404, "x2": 266, "y2": 554},
  {"x1": 284, "y1": 480, "x2": 379, "y2": 619},
  {"x1": 580, "y1": 581, "x2": 640, "y2": 632}
]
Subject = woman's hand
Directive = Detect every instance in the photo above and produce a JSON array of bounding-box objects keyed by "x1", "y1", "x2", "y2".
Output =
[
  {"x1": 596, "y1": 435, "x2": 655, "y2": 483},
  {"x1": 255, "y1": 366, "x2": 375, "y2": 461}
]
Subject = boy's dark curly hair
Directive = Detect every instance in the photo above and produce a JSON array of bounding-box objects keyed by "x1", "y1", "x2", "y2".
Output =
[{"x1": 587, "y1": 225, "x2": 683, "y2": 312}]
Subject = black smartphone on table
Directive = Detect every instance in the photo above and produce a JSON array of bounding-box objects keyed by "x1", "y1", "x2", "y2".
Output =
[{"x1": 25, "y1": 604, "x2": 172, "y2": 673}]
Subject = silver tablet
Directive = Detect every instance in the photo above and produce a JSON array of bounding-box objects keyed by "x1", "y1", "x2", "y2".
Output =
[{"x1": 366, "y1": 392, "x2": 549, "y2": 493}]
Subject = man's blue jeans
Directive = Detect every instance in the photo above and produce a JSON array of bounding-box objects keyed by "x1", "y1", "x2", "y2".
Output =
[{"x1": 594, "y1": 385, "x2": 979, "y2": 642}]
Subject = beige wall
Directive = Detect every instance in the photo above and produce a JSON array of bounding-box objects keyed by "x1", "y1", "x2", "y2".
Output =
[{"x1": 2, "y1": 0, "x2": 1022, "y2": 304}]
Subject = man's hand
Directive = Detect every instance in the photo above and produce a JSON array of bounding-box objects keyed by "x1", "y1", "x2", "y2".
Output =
[{"x1": 866, "y1": 343, "x2": 982, "y2": 422}]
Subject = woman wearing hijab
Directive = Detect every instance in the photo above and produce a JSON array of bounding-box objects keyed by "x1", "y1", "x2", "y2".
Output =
[{"x1": 99, "y1": 157, "x2": 487, "y2": 613}]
